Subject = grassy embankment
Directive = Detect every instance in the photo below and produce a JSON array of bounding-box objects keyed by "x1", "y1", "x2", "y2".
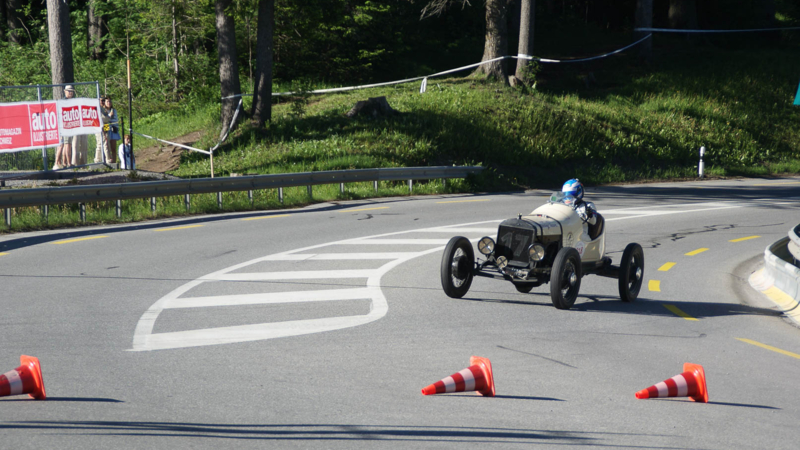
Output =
[{"x1": 2, "y1": 41, "x2": 799, "y2": 232}]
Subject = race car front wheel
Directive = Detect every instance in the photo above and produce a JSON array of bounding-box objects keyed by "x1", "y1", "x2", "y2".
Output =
[
  {"x1": 550, "y1": 247, "x2": 582, "y2": 310},
  {"x1": 441, "y1": 236, "x2": 474, "y2": 298},
  {"x1": 619, "y1": 243, "x2": 644, "y2": 302}
]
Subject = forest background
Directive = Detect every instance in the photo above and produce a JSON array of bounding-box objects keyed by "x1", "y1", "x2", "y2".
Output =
[{"x1": 0, "y1": 0, "x2": 799, "y2": 190}]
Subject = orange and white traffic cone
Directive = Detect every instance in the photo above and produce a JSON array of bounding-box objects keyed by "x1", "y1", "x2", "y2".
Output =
[
  {"x1": 0, "y1": 355, "x2": 46, "y2": 400},
  {"x1": 422, "y1": 356, "x2": 495, "y2": 397},
  {"x1": 635, "y1": 362, "x2": 707, "y2": 403}
]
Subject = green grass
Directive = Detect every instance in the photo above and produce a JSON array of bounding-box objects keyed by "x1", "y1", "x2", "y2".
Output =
[{"x1": 172, "y1": 42, "x2": 800, "y2": 188}]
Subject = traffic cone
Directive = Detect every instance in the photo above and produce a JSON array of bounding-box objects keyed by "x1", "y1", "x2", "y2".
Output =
[
  {"x1": 635, "y1": 362, "x2": 707, "y2": 403},
  {"x1": 422, "y1": 356, "x2": 495, "y2": 397},
  {"x1": 0, "y1": 355, "x2": 46, "y2": 400}
]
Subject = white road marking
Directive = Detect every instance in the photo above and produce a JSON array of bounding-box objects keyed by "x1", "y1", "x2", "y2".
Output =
[
  {"x1": 415, "y1": 228, "x2": 499, "y2": 234},
  {"x1": 258, "y1": 253, "x2": 421, "y2": 261},
  {"x1": 164, "y1": 287, "x2": 379, "y2": 309},
  {"x1": 201, "y1": 269, "x2": 377, "y2": 281},
  {"x1": 340, "y1": 239, "x2": 453, "y2": 245}
]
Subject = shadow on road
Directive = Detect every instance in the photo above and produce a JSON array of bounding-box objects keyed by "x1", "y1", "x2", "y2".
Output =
[{"x1": 0, "y1": 421, "x2": 678, "y2": 444}]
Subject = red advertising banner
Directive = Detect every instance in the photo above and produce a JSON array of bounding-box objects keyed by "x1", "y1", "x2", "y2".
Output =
[
  {"x1": 0, "y1": 98, "x2": 101, "y2": 153},
  {"x1": 0, "y1": 101, "x2": 59, "y2": 153}
]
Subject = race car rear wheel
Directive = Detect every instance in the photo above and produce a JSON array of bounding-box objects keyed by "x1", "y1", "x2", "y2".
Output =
[
  {"x1": 550, "y1": 247, "x2": 582, "y2": 310},
  {"x1": 619, "y1": 243, "x2": 644, "y2": 302},
  {"x1": 440, "y1": 236, "x2": 474, "y2": 298}
]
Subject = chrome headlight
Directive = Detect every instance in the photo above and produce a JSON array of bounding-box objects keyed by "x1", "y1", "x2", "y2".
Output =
[
  {"x1": 478, "y1": 236, "x2": 495, "y2": 256},
  {"x1": 496, "y1": 255, "x2": 508, "y2": 270},
  {"x1": 528, "y1": 243, "x2": 546, "y2": 262}
]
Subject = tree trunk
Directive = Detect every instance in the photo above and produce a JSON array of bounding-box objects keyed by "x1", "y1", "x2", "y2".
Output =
[
  {"x1": 87, "y1": 0, "x2": 106, "y2": 60},
  {"x1": 473, "y1": 0, "x2": 509, "y2": 82},
  {"x1": 668, "y1": 0, "x2": 698, "y2": 29},
  {"x1": 514, "y1": 0, "x2": 534, "y2": 81},
  {"x1": 215, "y1": 0, "x2": 241, "y2": 139},
  {"x1": 5, "y1": 0, "x2": 24, "y2": 44},
  {"x1": 172, "y1": 1, "x2": 179, "y2": 99},
  {"x1": 634, "y1": 0, "x2": 653, "y2": 59},
  {"x1": 47, "y1": 0, "x2": 75, "y2": 97},
  {"x1": 251, "y1": 0, "x2": 274, "y2": 128}
]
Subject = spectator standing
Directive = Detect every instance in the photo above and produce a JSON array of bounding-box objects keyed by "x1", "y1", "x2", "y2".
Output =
[
  {"x1": 53, "y1": 85, "x2": 75, "y2": 169},
  {"x1": 103, "y1": 97, "x2": 119, "y2": 165},
  {"x1": 118, "y1": 134, "x2": 135, "y2": 170},
  {"x1": 93, "y1": 96, "x2": 107, "y2": 163}
]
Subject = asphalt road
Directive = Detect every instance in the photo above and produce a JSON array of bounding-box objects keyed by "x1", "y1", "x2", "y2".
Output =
[{"x1": 1, "y1": 177, "x2": 799, "y2": 449}]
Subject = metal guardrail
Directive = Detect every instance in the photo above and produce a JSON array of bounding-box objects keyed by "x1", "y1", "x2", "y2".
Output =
[{"x1": 0, "y1": 166, "x2": 483, "y2": 218}]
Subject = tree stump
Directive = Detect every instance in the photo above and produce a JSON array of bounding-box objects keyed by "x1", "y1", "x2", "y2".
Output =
[{"x1": 346, "y1": 96, "x2": 398, "y2": 118}]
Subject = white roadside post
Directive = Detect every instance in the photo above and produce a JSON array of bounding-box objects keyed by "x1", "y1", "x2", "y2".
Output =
[{"x1": 698, "y1": 146, "x2": 705, "y2": 178}]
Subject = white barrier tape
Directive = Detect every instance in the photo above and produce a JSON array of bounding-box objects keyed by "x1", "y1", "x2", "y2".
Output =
[
  {"x1": 635, "y1": 26, "x2": 800, "y2": 33},
  {"x1": 133, "y1": 132, "x2": 211, "y2": 155},
  {"x1": 516, "y1": 34, "x2": 653, "y2": 63},
  {"x1": 222, "y1": 36, "x2": 652, "y2": 100}
]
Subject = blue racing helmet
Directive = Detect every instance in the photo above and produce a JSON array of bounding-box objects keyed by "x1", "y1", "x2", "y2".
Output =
[{"x1": 562, "y1": 179, "x2": 584, "y2": 200}]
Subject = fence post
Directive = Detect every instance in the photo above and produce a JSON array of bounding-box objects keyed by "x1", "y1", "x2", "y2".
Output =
[
  {"x1": 373, "y1": 181, "x2": 378, "y2": 192},
  {"x1": 3, "y1": 208, "x2": 10, "y2": 228},
  {"x1": 116, "y1": 200, "x2": 122, "y2": 218},
  {"x1": 217, "y1": 192, "x2": 223, "y2": 209},
  {"x1": 442, "y1": 178, "x2": 446, "y2": 189},
  {"x1": 79, "y1": 203, "x2": 86, "y2": 223},
  {"x1": 340, "y1": 183, "x2": 344, "y2": 194},
  {"x1": 184, "y1": 194, "x2": 191, "y2": 211},
  {"x1": 248, "y1": 190, "x2": 253, "y2": 206},
  {"x1": 408, "y1": 179, "x2": 413, "y2": 194},
  {"x1": 278, "y1": 187, "x2": 283, "y2": 204},
  {"x1": 38, "y1": 86, "x2": 48, "y2": 171},
  {"x1": 42, "y1": 205, "x2": 48, "y2": 222},
  {"x1": 151, "y1": 197, "x2": 156, "y2": 213},
  {"x1": 307, "y1": 185, "x2": 312, "y2": 199}
]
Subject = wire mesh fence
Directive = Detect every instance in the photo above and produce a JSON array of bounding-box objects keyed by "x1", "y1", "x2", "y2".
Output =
[{"x1": 0, "y1": 82, "x2": 101, "y2": 171}]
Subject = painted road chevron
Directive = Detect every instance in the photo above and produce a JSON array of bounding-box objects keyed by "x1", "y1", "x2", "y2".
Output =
[{"x1": 130, "y1": 221, "x2": 500, "y2": 351}]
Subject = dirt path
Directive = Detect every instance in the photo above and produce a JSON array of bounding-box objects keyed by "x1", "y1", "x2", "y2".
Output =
[{"x1": 134, "y1": 130, "x2": 204, "y2": 173}]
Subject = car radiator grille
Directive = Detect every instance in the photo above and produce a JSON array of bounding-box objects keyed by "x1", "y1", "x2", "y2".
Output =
[{"x1": 496, "y1": 225, "x2": 534, "y2": 267}]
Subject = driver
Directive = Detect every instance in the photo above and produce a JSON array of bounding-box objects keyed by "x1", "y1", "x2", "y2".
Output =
[{"x1": 562, "y1": 178, "x2": 597, "y2": 226}]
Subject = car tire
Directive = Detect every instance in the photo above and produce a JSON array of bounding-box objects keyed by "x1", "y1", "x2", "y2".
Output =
[
  {"x1": 440, "y1": 236, "x2": 474, "y2": 298},
  {"x1": 619, "y1": 243, "x2": 644, "y2": 302},
  {"x1": 550, "y1": 247, "x2": 582, "y2": 310},
  {"x1": 514, "y1": 282, "x2": 534, "y2": 293}
]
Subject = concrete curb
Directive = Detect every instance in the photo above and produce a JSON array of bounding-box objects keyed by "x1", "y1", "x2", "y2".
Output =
[{"x1": 750, "y1": 224, "x2": 800, "y2": 326}]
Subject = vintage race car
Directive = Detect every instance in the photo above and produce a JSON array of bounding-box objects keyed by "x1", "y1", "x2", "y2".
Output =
[{"x1": 440, "y1": 192, "x2": 644, "y2": 310}]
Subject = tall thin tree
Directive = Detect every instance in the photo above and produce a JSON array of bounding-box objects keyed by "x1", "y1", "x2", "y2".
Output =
[
  {"x1": 5, "y1": 0, "x2": 24, "y2": 44},
  {"x1": 635, "y1": 0, "x2": 653, "y2": 59},
  {"x1": 514, "y1": 0, "x2": 534, "y2": 82},
  {"x1": 87, "y1": 0, "x2": 107, "y2": 60},
  {"x1": 473, "y1": 0, "x2": 509, "y2": 81},
  {"x1": 47, "y1": 0, "x2": 75, "y2": 96},
  {"x1": 251, "y1": 0, "x2": 274, "y2": 128},
  {"x1": 215, "y1": 0, "x2": 241, "y2": 139}
]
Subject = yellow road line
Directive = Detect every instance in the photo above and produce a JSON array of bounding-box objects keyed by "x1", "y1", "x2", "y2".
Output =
[
  {"x1": 50, "y1": 236, "x2": 108, "y2": 245},
  {"x1": 155, "y1": 224, "x2": 204, "y2": 232},
  {"x1": 436, "y1": 199, "x2": 491, "y2": 204},
  {"x1": 340, "y1": 207, "x2": 389, "y2": 213},
  {"x1": 0, "y1": 252, "x2": 7, "y2": 256},
  {"x1": 729, "y1": 235, "x2": 760, "y2": 243},
  {"x1": 663, "y1": 304, "x2": 699, "y2": 321},
  {"x1": 736, "y1": 338, "x2": 800, "y2": 360},
  {"x1": 658, "y1": 262, "x2": 676, "y2": 272},
  {"x1": 648, "y1": 280, "x2": 661, "y2": 292},
  {"x1": 685, "y1": 248, "x2": 708, "y2": 256},
  {"x1": 752, "y1": 181, "x2": 800, "y2": 186},
  {"x1": 242, "y1": 214, "x2": 291, "y2": 221},
  {"x1": 758, "y1": 285, "x2": 800, "y2": 322}
]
